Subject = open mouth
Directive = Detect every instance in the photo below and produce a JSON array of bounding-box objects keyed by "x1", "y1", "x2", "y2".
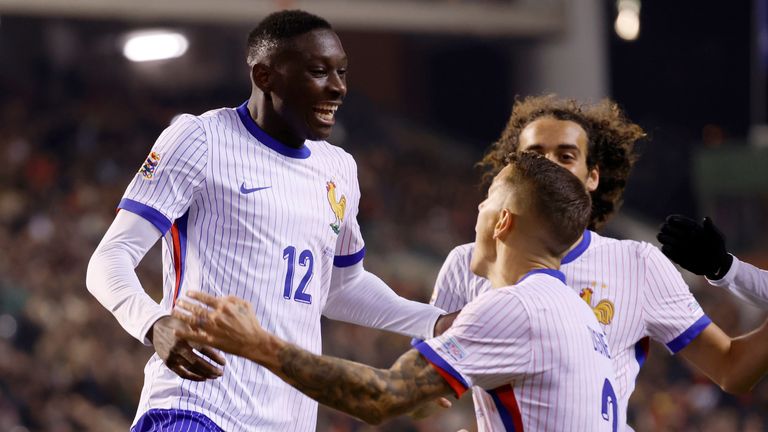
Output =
[{"x1": 313, "y1": 104, "x2": 339, "y2": 124}]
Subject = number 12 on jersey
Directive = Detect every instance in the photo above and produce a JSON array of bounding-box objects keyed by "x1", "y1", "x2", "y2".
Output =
[{"x1": 282, "y1": 246, "x2": 314, "y2": 304}]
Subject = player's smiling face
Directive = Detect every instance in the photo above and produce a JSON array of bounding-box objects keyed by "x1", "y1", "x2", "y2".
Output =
[
  {"x1": 517, "y1": 117, "x2": 599, "y2": 192},
  {"x1": 270, "y1": 29, "x2": 347, "y2": 142}
]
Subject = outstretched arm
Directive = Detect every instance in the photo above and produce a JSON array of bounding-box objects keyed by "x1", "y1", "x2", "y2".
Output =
[
  {"x1": 679, "y1": 320, "x2": 768, "y2": 394},
  {"x1": 325, "y1": 262, "x2": 448, "y2": 339},
  {"x1": 173, "y1": 291, "x2": 454, "y2": 425}
]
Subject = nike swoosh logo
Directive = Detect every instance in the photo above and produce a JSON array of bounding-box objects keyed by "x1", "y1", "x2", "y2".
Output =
[{"x1": 240, "y1": 182, "x2": 271, "y2": 194}]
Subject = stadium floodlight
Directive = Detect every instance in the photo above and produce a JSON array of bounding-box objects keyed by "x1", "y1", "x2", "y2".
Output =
[
  {"x1": 615, "y1": 0, "x2": 640, "y2": 41},
  {"x1": 122, "y1": 30, "x2": 188, "y2": 62}
]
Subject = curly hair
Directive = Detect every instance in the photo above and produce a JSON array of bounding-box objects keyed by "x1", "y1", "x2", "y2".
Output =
[{"x1": 479, "y1": 94, "x2": 645, "y2": 230}]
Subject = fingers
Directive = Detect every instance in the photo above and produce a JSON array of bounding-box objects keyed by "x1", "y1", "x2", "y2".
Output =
[
  {"x1": 184, "y1": 349, "x2": 224, "y2": 378},
  {"x1": 665, "y1": 214, "x2": 699, "y2": 228},
  {"x1": 170, "y1": 363, "x2": 207, "y2": 382},
  {"x1": 175, "y1": 298, "x2": 211, "y2": 323},
  {"x1": 185, "y1": 290, "x2": 222, "y2": 308},
  {"x1": 166, "y1": 340, "x2": 224, "y2": 380},
  {"x1": 174, "y1": 328, "x2": 213, "y2": 346},
  {"x1": 197, "y1": 345, "x2": 227, "y2": 367}
]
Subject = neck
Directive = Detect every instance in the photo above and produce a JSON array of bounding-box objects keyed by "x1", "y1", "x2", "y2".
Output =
[
  {"x1": 485, "y1": 243, "x2": 560, "y2": 289},
  {"x1": 248, "y1": 94, "x2": 305, "y2": 148},
  {"x1": 563, "y1": 232, "x2": 585, "y2": 257}
]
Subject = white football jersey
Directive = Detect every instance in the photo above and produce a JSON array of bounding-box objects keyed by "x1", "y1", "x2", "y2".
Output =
[
  {"x1": 430, "y1": 231, "x2": 711, "y2": 430},
  {"x1": 417, "y1": 270, "x2": 619, "y2": 431},
  {"x1": 121, "y1": 102, "x2": 365, "y2": 431}
]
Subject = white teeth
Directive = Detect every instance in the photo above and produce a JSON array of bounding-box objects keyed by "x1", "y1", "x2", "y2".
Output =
[
  {"x1": 317, "y1": 111, "x2": 334, "y2": 122},
  {"x1": 316, "y1": 104, "x2": 338, "y2": 112}
]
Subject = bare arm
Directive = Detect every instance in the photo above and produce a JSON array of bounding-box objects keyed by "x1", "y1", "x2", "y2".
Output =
[
  {"x1": 679, "y1": 320, "x2": 768, "y2": 394},
  {"x1": 173, "y1": 291, "x2": 454, "y2": 424}
]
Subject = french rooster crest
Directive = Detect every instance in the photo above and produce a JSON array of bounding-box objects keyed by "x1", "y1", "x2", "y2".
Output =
[
  {"x1": 579, "y1": 287, "x2": 615, "y2": 325},
  {"x1": 326, "y1": 181, "x2": 346, "y2": 234}
]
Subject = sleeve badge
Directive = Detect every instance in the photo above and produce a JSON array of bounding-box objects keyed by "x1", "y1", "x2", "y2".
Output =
[{"x1": 139, "y1": 151, "x2": 162, "y2": 179}]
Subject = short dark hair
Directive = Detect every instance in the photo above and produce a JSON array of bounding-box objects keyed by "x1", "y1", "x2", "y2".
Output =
[
  {"x1": 503, "y1": 152, "x2": 592, "y2": 257},
  {"x1": 247, "y1": 10, "x2": 332, "y2": 65},
  {"x1": 479, "y1": 94, "x2": 645, "y2": 230}
]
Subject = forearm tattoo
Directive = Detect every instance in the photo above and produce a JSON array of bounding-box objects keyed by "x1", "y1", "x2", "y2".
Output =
[{"x1": 275, "y1": 346, "x2": 452, "y2": 424}]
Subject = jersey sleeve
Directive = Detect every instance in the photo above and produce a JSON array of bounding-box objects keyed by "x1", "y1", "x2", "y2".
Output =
[
  {"x1": 429, "y1": 244, "x2": 473, "y2": 313},
  {"x1": 119, "y1": 115, "x2": 208, "y2": 235},
  {"x1": 414, "y1": 290, "x2": 532, "y2": 397},
  {"x1": 708, "y1": 255, "x2": 768, "y2": 309},
  {"x1": 332, "y1": 154, "x2": 365, "y2": 267},
  {"x1": 640, "y1": 243, "x2": 712, "y2": 354}
]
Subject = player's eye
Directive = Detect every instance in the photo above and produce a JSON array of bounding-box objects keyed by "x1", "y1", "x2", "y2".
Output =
[
  {"x1": 309, "y1": 68, "x2": 327, "y2": 77},
  {"x1": 560, "y1": 153, "x2": 576, "y2": 162},
  {"x1": 337, "y1": 68, "x2": 347, "y2": 77}
]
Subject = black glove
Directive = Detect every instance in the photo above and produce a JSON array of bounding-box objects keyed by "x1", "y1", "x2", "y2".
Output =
[{"x1": 656, "y1": 215, "x2": 733, "y2": 280}]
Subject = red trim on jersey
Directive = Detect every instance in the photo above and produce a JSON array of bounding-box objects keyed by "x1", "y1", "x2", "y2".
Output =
[
  {"x1": 494, "y1": 384, "x2": 524, "y2": 431},
  {"x1": 171, "y1": 223, "x2": 182, "y2": 307},
  {"x1": 427, "y1": 361, "x2": 468, "y2": 398}
]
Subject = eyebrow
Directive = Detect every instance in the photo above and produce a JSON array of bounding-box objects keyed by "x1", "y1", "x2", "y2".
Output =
[{"x1": 523, "y1": 143, "x2": 581, "y2": 152}]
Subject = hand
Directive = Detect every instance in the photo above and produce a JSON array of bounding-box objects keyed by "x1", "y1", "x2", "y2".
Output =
[
  {"x1": 172, "y1": 291, "x2": 273, "y2": 363},
  {"x1": 433, "y1": 311, "x2": 460, "y2": 337},
  {"x1": 149, "y1": 315, "x2": 225, "y2": 381},
  {"x1": 407, "y1": 396, "x2": 452, "y2": 420},
  {"x1": 657, "y1": 215, "x2": 733, "y2": 279}
]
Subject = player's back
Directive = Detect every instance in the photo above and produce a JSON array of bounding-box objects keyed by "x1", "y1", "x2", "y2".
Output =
[
  {"x1": 421, "y1": 270, "x2": 619, "y2": 431},
  {"x1": 431, "y1": 231, "x2": 708, "y2": 429},
  {"x1": 480, "y1": 272, "x2": 619, "y2": 431}
]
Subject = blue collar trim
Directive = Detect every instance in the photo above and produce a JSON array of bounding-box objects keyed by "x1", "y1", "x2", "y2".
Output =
[
  {"x1": 561, "y1": 230, "x2": 591, "y2": 265},
  {"x1": 518, "y1": 268, "x2": 567, "y2": 284},
  {"x1": 236, "y1": 101, "x2": 311, "y2": 159}
]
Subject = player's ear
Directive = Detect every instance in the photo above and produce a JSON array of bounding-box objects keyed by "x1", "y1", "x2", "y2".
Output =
[
  {"x1": 585, "y1": 165, "x2": 599, "y2": 192},
  {"x1": 251, "y1": 63, "x2": 274, "y2": 94},
  {"x1": 493, "y1": 208, "x2": 515, "y2": 240}
]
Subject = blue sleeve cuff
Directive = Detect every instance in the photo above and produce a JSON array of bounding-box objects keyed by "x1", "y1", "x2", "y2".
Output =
[
  {"x1": 414, "y1": 341, "x2": 470, "y2": 389},
  {"x1": 118, "y1": 198, "x2": 172, "y2": 235},
  {"x1": 333, "y1": 247, "x2": 365, "y2": 267},
  {"x1": 666, "y1": 315, "x2": 712, "y2": 354}
]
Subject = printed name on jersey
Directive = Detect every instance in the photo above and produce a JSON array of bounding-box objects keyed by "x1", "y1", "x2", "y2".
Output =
[
  {"x1": 139, "y1": 151, "x2": 161, "y2": 179},
  {"x1": 579, "y1": 283, "x2": 615, "y2": 325},
  {"x1": 439, "y1": 335, "x2": 468, "y2": 362},
  {"x1": 588, "y1": 326, "x2": 612, "y2": 359},
  {"x1": 326, "y1": 180, "x2": 346, "y2": 234}
]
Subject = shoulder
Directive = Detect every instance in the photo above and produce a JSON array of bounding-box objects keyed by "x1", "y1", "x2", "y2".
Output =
[
  {"x1": 583, "y1": 231, "x2": 653, "y2": 261},
  {"x1": 460, "y1": 288, "x2": 530, "y2": 326},
  {"x1": 445, "y1": 243, "x2": 474, "y2": 268}
]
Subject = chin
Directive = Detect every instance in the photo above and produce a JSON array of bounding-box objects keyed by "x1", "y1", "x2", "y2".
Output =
[{"x1": 307, "y1": 128, "x2": 332, "y2": 142}]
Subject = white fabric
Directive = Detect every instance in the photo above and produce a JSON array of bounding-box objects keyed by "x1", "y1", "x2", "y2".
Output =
[
  {"x1": 88, "y1": 106, "x2": 441, "y2": 432},
  {"x1": 324, "y1": 261, "x2": 443, "y2": 339},
  {"x1": 422, "y1": 273, "x2": 619, "y2": 431},
  {"x1": 86, "y1": 211, "x2": 166, "y2": 345},
  {"x1": 430, "y1": 231, "x2": 709, "y2": 430},
  {"x1": 708, "y1": 254, "x2": 768, "y2": 308}
]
